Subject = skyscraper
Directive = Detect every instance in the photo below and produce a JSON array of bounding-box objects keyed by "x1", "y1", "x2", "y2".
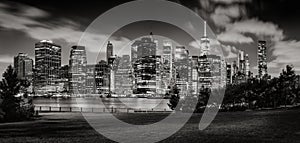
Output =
[
  {"x1": 132, "y1": 36, "x2": 158, "y2": 96},
  {"x1": 106, "y1": 41, "x2": 116, "y2": 95},
  {"x1": 34, "y1": 40, "x2": 61, "y2": 93},
  {"x1": 198, "y1": 21, "x2": 213, "y2": 89},
  {"x1": 245, "y1": 54, "x2": 250, "y2": 78},
  {"x1": 59, "y1": 65, "x2": 70, "y2": 92},
  {"x1": 137, "y1": 37, "x2": 157, "y2": 58},
  {"x1": 114, "y1": 55, "x2": 132, "y2": 95},
  {"x1": 162, "y1": 41, "x2": 173, "y2": 91},
  {"x1": 190, "y1": 56, "x2": 199, "y2": 95},
  {"x1": 106, "y1": 41, "x2": 113, "y2": 62},
  {"x1": 200, "y1": 21, "x2": 210, "y2": 56},
  {"x1": 226, "y1": 63, "x2": 233, "y2": 84},
  {"x1": 258, "y1": 40, "x2": 267, "y2": 78},
  {"x1": 14, "y1": 53, "x2": 33, "y2": 81},
  {"x1": 69, "y1": 46, "x2": 87, "y2": 95},
  {"x1": 86, "y1": 64, "x2": 96, "y2": 94},
  {"x1": 175, "y1": 46, "x2": 189, "y2": 96},
  {"x1": 238, "y1": 50, "x2": 245, "y2": 74},
  {"x1": 95, "y1": 60, "x2": 110, "y2": 94}
]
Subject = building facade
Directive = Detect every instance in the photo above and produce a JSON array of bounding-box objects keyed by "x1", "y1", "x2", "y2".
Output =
[
  {"x1": 258, "y1": 40, "x2": 267, "y2": 78},
  {"x1": 132, "y1": 36, "x2": 158, "y2": 96},
  {"x1": 34, "y1": 40, "x2": 61, "y2": 94},
  {"x1": 69, "y1": 46, "x2": 87, "y2": 95},
  {"x1": 95, "y1": 60, "x2": 110, "y2": 94},
  {"x1": 161, "y1": 41, "x2": 173, "y2": 94},
  {"x1": 175, "y1": 46, "x2": 189, "y2": 96},
  {"x1": 14, "y1": 53, "x2": 33, "y2": 81},
  {"x1": 114, "y1": 55, "x2": 133, "y2": 96}
]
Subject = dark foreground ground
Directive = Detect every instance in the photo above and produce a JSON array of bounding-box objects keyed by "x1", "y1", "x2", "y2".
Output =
[{"x1": 0, "y1": 107, "x2": 299, "y2": 143}]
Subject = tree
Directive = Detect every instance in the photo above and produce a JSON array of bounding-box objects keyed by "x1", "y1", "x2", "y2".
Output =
[
  {"x1": 167, "y1": 85, "x2": 180, "y2": 110},
  {"x1": 0, "y1": 65, "x2": 34, "y2": 122},
  {"x1": 279, "y1": 65, "x2": 297, "y2": 107}
]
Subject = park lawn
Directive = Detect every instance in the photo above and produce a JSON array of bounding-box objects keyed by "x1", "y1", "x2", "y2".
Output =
[{"x1": 0, "y1": 107, "x2": 299, "y2": 143}]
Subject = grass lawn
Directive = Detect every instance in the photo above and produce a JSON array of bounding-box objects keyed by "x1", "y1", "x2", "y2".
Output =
[{"x1": 0, "y1": 107, "x2": 299, "y2": 143}]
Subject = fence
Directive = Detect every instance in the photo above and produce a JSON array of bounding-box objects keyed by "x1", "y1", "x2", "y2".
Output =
[{"x1": 34, "y1": 106, "x2": 172, "y2": 113}]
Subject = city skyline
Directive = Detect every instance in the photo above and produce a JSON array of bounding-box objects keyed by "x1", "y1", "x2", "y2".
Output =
[{"x1": 1, "y1": 0, "x2": 300, "y2": 78}]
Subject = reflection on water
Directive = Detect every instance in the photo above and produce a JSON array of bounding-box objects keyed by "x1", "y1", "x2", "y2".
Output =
[{"x1": 33, "y1": 97, "x2": 170, "y2": 110}]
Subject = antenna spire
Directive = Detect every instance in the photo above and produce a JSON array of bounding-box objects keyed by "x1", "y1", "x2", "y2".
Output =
[{"x1": 204, "y1": 21, "x2": 207, "y2": 37}]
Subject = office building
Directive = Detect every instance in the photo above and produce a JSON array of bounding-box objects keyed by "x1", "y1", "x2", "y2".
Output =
[
  {"x1": 69, "y1": 46, "x2": 87, "y2": 95},
  {"x1": 175, "y1": 46, "x2": 189, "y2": 96},
  {"x1": 114, "y1": 55, "x2": 132, "y2": 96},
  {"x1": 258, "y1": 40, "x2": 267, "y2": 78},
  {"x1": 14, "y1": 53, "x2": 33, "y2": 81},
  {"x1": 34, "y1": 40, "x2": 61, "y2": 93}
]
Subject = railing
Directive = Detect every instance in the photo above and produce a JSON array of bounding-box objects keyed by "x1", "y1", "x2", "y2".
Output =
[{"x1": 34, "y1": 106, "x2": 172, "y2": 113}]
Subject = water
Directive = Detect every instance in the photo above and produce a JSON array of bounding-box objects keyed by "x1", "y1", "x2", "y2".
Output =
[{"x1": 33, "y1": 97, "x2": 171, "y2": 111}]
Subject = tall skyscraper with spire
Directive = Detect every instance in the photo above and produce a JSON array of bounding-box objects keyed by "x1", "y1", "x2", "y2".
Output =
[
  {"x1": 198, "y1": 21, "x2": 213, "y2": 89},
  {"x1": 200, "y1": 21, "x2": 210, "y2": 56}
]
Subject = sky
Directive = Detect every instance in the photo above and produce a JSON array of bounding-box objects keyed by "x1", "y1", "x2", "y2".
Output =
[{"x1": 0, "y1": 0, "x2": 300, "y2": 78}]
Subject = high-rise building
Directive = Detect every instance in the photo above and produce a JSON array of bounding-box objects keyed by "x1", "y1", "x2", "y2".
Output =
[
  {"x1": 58, "y1": 65, "x2": 70, "y2": 92},
  {"x1": 198, "y1": 21, "x2": 215, "y2": 89},
  {"x1": 95, "y1": 60, "x2": 110, "y2": 94},
  {"x1": 226, "y1": 63, "x2": 233, "y2": 84},
  {"x1": 198, "y1": 55, "x2": 212, "y2": 89},
  {"x1": 190, "y1": 56, "x2": 199, "y2": 95},
  {"x1": 14, "y1": 53, "x2": 33, "y2": 81},
  {"x1": 69, "y1": 46, "x2": 87, "y2": 95},
  {"x1": 258, "y1": 40, "x2": 267, "y2": 78},
  {"x1": 175, "y1": 46, "x2": 189, "y2": 96},
  {"x1": 86, "y1": 64, "x2": 96, "y2": 94},
  {"x1": 106, "y1": 41, "x2": 116, "y2": 95},
  {"x1": 245, "y1": 54, "x2": 250, "y2": 78},
  {"x1": 238, "y1": 50, "x2": 245, "y2": 74},
  {"x1": 131, "y1": 40, "x2": 140, "y2": 65},
  {"x1": 161, "y1": 41, "x2": 173, "y2": 92},
  {"x1": 106, "y1": 41, "x2": 113, "y2": 62},
  {"x1": 200, "y1": 21, "x2": 210, "y2": 56},
  {"x1": 132, "y1": 36, "x2": 158, "y2": 96},
  {"x1": 137, "y1": 37, "x2": 157, "y2": 58},
  {"x1": 114, "y1": 55, "x2": 132, "y2": 96},
  {"x1": 34, "y1": 40, "x2": 61, "y2": 93}
]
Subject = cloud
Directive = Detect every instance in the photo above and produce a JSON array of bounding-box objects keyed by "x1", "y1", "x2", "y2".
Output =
[
  {"x1": 18, "y1": 4, "x2": 49, "y2": 18},
  {"x1": 272, "y1": 40, "x2": 300, "y2": 64},
  {"x1": 210, "y1": 0, "x2": 252, "y2": 4},
  {"x1": 210, "y1": 14, "x2": 231, "y2": 27},
  {"x1": 217, "y1": 31, "x2": 253, "y2": 43},
  {"x1": 0, "y1": 2, "x2": 82, "y2": 45},
  {"x1": 0, "y1": 2, "x2": 8, "y2": 8},
  {"x1": 214, "y1": 5, "x2": 245, "y2": 18},
  {"x1": 217, "y1": 19, "x2": 284, "y2": 44},
  {"x1": 0, "y1": 1, "x2": 131, "y2": 57},
  {"x1": 189, "y1": 40, "x2": 201, "y2": 49},
  {"x1": 228, "y1": 19, "x2": 284, "y2": 41},
  {"x1": 0, "y1": 55, "x2": 13, "y2": 64},
  {"x1": 221, "y1": 44, "x2": 238, "y2": 59}
]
